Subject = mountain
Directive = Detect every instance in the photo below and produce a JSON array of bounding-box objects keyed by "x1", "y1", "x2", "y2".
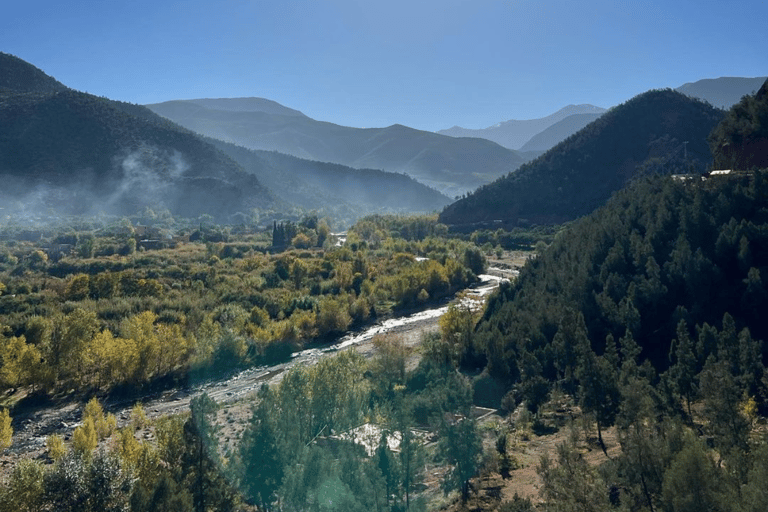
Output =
[
  {"x1": 437, "y1": 104, "x2": 607, "y2": 150},
  {"x1": 206, "y1": 138, "x2": 452, "y2": 220},
  {"x1": 676, "y1": 76, "x2": 768, "y2": 110},
  {"x1": 518, "y1": 113, "x2": 604, "y2": 152},
  {"x1": 0, "y1": 54, "x2": 275, "y2": 221},
  {"x1": 146, "y1": 99, "x2": 529, "y2": 198},
  {"x1": 439, "y1": 89, "x2": 724, "y2": 228}
]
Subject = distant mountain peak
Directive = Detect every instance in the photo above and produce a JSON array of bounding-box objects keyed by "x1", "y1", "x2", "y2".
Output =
[{"x1": 437, "y1": 104, "x2": 606, "y2": 150}]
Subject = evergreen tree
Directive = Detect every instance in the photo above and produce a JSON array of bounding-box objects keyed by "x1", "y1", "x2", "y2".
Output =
[{"x1": 239, "y1": 399, "x2": 284, "y2": 510}]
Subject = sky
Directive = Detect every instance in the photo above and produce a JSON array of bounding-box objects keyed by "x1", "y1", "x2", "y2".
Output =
[{"x1": 3, "y1": 0, "x2": 767, "y2": 132}]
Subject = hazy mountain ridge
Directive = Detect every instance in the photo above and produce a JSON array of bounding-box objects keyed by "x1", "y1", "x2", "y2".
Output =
[
  {"x1": 439, "y1": 89, "x2": 724, "y2": 227},
  {"x1": 518, "y1": 113, "x2": 604, "y2": 152},
  {"x1": 437, "y1": 104, "x2": 607, "y2": 150},
  {"x1": 676, "y1": 76, "x2": 768, "y2": 109},
  {"x1": 205, "y1": 138, "x2": 452, "y2": 217},
  {"x1": 147, "y1": 99, "x2": 529, "y2": 197},
  {"x1": 0, "y1": 55, "x2": 277, "y2": 220}
]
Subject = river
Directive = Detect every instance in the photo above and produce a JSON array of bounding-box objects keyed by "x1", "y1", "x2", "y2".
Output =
[{"x1": 6, "y1": 269, "x2": 514, "y2": 460}]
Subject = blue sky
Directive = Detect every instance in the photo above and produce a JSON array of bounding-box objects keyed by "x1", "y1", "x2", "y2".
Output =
[{"x1": 3, "y1": 0, "x2": 766, "y2": 131}]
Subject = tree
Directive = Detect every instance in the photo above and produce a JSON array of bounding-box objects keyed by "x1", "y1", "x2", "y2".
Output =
[
  {"x1": 438, "y1": 302, "x2": 477, "y2": 368},
  {"x1": 72, "y1": 416, "x2": 98, "y2": 457},
  {"x1": 575, "y1": 341, "x2": 620, "y2": 455},
  {"x1": 42, "y1": 452, "x2": 89, "y2": 511},
  {"x1": 370, "y1": 334, "x2": 407, "y2": 401},
  {"x1": 130, "y1": 473, "x2": 194, "y2": 512},
  {"x1": 239, "y1": 399, "x2": 284, "y2": 510},
  {"x1": 439, "y1": 417, "x2": 482, "y2": 503},
  {"x1": 661, "y1": 434, "x2": 727, "y2": 512},
  {"x1": 698, "y1": 357, "x2": 750, "y2": 461},
  {"x1": 0, "y1": 408, "x2": 12, "y2": 452},
  {"x1": 667, "y1": 319, "x2": 697, "y2": 419},
  {"x1": 85, "y1": 450, "x2": 133, "y2": 512},
  {"x1": 184, "y1": 393, "x2": 236, "y2": 512},
  {"x1": 537, "y1": 441, "x2": 611, "y2": 512},
  {"x1": 0, "y1": 458, "x2": 45, "y2": 512}
]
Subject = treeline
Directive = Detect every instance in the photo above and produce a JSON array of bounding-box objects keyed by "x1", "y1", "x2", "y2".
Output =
[{"x1": 0, "y1": 217, "x2": 482, "y2": 396}]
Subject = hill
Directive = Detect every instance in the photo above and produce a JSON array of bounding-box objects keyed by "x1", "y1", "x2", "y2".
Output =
[
  {"x1": 206, "y1": 138, "x2": 452, "y2": 222},
  {"x1": 437, "y1": 104, "x2": 607, "y2": 150},
  {"x1": 0, "y1": 56, "x2": 276, "y2": 221},
  {"x1": 146, "y1": 99, "x2": 528, "y2": 197},
  {"x1": 439, "y1": 89, "x2": 724, "y2": 227},
  {"x1": 676, "y1": 76, "x2": 768, "y2": 109}
]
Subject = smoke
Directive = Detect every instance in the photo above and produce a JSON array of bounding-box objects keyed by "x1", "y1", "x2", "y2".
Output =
[
  {"x1": 0, "y1": 145, "x2": 193, "y2": 228},
  {"x1": 105, "y1": 145, "x2": 190, "y2": 211}
]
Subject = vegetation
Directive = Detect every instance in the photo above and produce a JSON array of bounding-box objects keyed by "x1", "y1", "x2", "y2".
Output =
[
  {"x1": 0, "y1": 214, "x2": 479, "y2": 397},
  {"x1": 461, "y1": 171, "x2": 768, "y2": 511}
]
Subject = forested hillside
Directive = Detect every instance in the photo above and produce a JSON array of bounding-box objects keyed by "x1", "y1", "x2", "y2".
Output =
[
  {"x1": 439, "y1": 89, "x2": 724, "y2": 227},
  {"x1": 450, "y1": 171, "x2": 768, "y2": 510}
]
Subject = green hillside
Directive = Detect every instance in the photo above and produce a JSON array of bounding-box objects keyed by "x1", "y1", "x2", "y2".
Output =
[{"x1": 439, "y1": 89, "x2": 724, "y2": 227}]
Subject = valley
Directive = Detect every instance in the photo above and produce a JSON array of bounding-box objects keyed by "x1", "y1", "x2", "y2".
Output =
[{"x1": 1, "y1": 46, "x2": 767, "y2": 511}]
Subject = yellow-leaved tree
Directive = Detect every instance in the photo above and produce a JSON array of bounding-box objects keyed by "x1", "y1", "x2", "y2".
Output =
[
  {"x1": 0, "y1": 322, "x2": 43, "y2": 392},
  {"x1": 0, "y1": 408, "x2": 12, "y2": 451}
]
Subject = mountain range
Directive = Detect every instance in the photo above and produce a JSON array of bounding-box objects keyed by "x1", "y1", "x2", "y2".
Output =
[
  {"x1": 146, "y1": 99, "x2": 530, "y2": 198},
  {"x1": 437, "y1": 104, "x2": 607, "y2": 151},
  {"x1": 676, "y1": 76, "x2": 768, "y2": 109},
  {"x1": 439, "y1": 89, "x2": 724, "y2": 228},
  {"x1": 438, "y1": 77, "x2": 766, "y2": 153}
]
